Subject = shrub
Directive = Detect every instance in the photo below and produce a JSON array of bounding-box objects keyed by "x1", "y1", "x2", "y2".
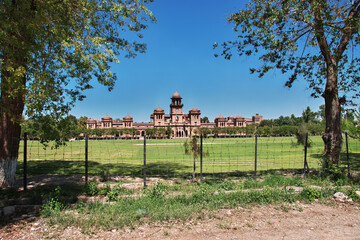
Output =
[
  {"x1": 41, "y1": 186, "x2": 64, "y2": 217},
  {"x1": 302, "y1": 187, "x2": 320, "y2": 202},
  {"x1": 144, "y1": 181, "x2": 167, "y2": 198},
  {"x1": 84, "y1": 181, "x2": 99, "y2": 196}
]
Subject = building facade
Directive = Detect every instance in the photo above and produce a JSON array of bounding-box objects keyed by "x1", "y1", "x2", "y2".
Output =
[{"x1": 87, "y1": 91, "x2": 263, "y2": 137}]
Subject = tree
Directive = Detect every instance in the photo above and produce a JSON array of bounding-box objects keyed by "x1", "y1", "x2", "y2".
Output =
[
  {"x1": 78, "y1": 116, "x2": 88, "y2": 130},
  {"x1": 166, "y1": 126, "x2": 173, "y2": 139},
  {"x1": 216, "y1": 0, "x2": 360, "y2": 170},
  {"x1": 302, "y1": 106, "x2": 317, "y2": 124},
  {"x1": 184, "y1": 136, "x2": 208, "y2": 182},
  {"x1": 0, "y1": 0, "x2": 155, "y2": 187},
  {"x1": 201, "y1": 116, "x2": 210, "y2": 123}
]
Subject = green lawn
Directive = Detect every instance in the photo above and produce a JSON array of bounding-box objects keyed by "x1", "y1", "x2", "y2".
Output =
[{"x1": 16, "y1": 136, "x2": 360, "y2": 178}]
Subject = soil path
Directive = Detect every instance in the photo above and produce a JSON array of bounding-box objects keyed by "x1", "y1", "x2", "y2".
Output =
[{"x1": 1, "y1": 202, "x2": 359, "y2": 240}]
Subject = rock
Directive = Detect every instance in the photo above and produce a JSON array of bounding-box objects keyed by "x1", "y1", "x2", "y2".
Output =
[
  {"x1": 16, "y1": 197, "x2": 32, "y2": 205},
  {"x1": 333, "y1": 192, "x2": 348, "y2": 202},
  {"x1": 356, "y1": 191, "x2": 360, "y2": 197},
  {"x1": 3, "y1": 206, "x2": 15, "y2": 216}
]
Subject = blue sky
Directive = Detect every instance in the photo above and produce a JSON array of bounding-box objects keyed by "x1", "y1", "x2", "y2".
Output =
[{"x1": 70, "y1": 0, "x2": 324, "y2": 122}]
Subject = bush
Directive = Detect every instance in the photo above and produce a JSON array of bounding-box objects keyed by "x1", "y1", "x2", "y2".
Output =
[
  {"x1": 41, "y1": 186, "x2": 64, "y2": 217},
  {"x1": 84, "y1": 181, "x2": 99, "y2": 196},
  {"x1": 143, "y1": 181, "x2": 167, "y2": 198},
  {"x1": 301, "y1": 187, "x2": 320, "y2": 202}
]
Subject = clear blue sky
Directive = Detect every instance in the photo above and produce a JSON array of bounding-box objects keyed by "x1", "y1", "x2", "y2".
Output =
[{"x1": 70, "y1": 0, "x2": 324, "y2": 122}]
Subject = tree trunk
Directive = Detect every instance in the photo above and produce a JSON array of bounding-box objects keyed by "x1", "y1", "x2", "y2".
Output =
[
  {"x1": 322, "y1": 66, "x2": 342, "y2": 172},
  {"x1": 0, "y1": 57, "x2": 26, "y2": 188},
  {"x1": 192, "y1": 157, "x2": 196, "y2": 182}
]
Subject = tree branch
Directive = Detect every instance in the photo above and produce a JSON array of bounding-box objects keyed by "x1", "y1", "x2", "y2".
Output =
[
  {"x1": 310, "y1": 0, "x2": 334, "y2": 65},
  {"x1": 335, "y1": 0, "x2": 360, "y2": 62}
]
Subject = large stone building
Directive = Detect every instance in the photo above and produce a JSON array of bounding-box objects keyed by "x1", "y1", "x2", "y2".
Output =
[{"x1": 86, "y1": 91, "x2": 263, "y2": 137}]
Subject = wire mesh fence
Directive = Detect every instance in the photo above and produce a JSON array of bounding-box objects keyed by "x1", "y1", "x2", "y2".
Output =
[{"x1": 16, "y1": 133, "x2": 360, "y2": 188}]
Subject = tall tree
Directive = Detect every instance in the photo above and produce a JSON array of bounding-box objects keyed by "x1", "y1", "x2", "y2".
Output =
[
  {"x1": 0, "y1": 0, "x2": 155, "y2": 187},
  {"x1": 302, "y1": 106, "x2": 317, "y2": 123},
  {"x1": 216, "y1": 0, "x2": 360, "y2": 170}
]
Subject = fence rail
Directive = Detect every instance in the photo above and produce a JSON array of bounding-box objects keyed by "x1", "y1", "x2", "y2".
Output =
[{"x1": 17, "y1": 133, "x2": 360, "y2": 189}]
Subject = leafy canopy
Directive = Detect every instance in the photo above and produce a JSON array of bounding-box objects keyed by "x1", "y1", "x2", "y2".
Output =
[
  {"x1": 215, "y1": 0, "x2": 360, "y2": 105},
  {"x1": 0, "y1": 0, "x2": 155, "y2": 119}
]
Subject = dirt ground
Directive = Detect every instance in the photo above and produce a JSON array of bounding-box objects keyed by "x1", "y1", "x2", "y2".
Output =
[{"x1": 1, "y1": 202, "x2": 359, "y2": 240}]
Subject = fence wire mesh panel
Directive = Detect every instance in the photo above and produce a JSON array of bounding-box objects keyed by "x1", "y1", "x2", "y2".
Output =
[
  {"x1": 16, "y1": 134, "x2": 360, "y2": 186},
  {"x1": 345, "y1": 136, "x2": 360, "y2": 176},
  {"x1": 145, "y1": 137, "x2": 193, "y2": 178},
  {"x1": 202, "y1": 137, "x2": 254, "y2": 177},
  {"x1": 87, "y1": 137, "x2": 143, "y2": 178},
  {"x1": 17, "y1": 137, "x2": 85, "y2": 178}
]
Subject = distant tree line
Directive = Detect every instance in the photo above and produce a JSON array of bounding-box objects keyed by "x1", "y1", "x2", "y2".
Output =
[{"x1": 21, "y1": 105, "x2": 360, "y2": 141}]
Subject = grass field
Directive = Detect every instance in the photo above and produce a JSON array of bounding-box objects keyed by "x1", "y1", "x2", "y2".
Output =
[{"x1": 16, "y1": 136, "x2": 360, "y2": 178}]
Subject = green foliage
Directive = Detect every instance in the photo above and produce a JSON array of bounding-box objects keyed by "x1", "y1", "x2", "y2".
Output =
[
  {"x1": 34, "y1": 175, "x2": 347, "y2": 231},
  {"x1": 41, "y1": 186, "x2": 65, "y2": 217},
  {"x1": 294, "y1": 123, "x2": 312, "y2": 147},
  {"x1": 201, "y1": 116, "x2": 210, "y2": 123},
  {"x1": 1, "y1": 0, "x2": 155, "y2": 122},
  {"x1": 100, "y1": 169, "x2": 111, "y2": 182},
  {"x1": 217, "y1": 181, "x2": 237, "y2": 191},
  {"x1": 105, "y1": 183, "x2": 125, "y2": 201},
  {"x1": 191, "y1": 183, "x2": 211, "y2": 202},
  {"x1": 342, "y1": 108, "x2": 360, "y2": 139},
  {"x1": 301, "y1": 187, "x2": 320, "y2": 202},
  {"x1": 22, "y1": 115, "x2": 81, "y2": 145},
  {"x1": 143, "y1": 181, "x2": 167, "y2": 198},
  {"x1": 346, "y1": 188, "x2": 360, "y2": 202},
  {"x1": 216, "y1": 0, "x2": 360, "y2": 104},
  {"x1": 145, "y1": 128, "x2": 167, "y2": 138},
  {"x1": 84, "y1": 181, "x2": 100, "y2": 196},
  {"x1": 184, "y1": 136, "x2": 209, "y2": 180}
]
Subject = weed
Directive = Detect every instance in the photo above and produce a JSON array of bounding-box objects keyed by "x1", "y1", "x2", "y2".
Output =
[
  {"x1": 218, "y1": 223, "x2": 231, "y2": 230},
  {"x1": 100, "y1": 169, "x2": 111, "y2": 182},
  {"x1": 84, "y1": 181, "x2": 99, "y2": 196},
  {"x1": 280, "y1": 204, "x2": 290, "y2": 212},
  {"x1": 345, "y1": 188, "x2": 360, "y2": 202},
  {"x1": 105, "y1": 183, "x2": 126, "y2": 201},
  {"x1": 218, "y1": 181, "x2": 237, "y2": 191},
  {"x1": 302, "y1": 187, "x2": 320, "y2": 202},
  {"x1": 144, "y1": 181, "x2": 167, "y2": 198},
  {"x1": 41, "y1": 186, "x2": 64, "y2": 217}
]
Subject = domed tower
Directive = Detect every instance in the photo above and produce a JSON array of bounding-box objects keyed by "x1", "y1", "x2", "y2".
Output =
[
  {"x1": 101, "y1": 115, "x2": 113, "y2": 128},
  {"x1": 123, "y1": 114, "x2": 133, "y2": 128},
  {"x1": 170, "y1": 91, "x2": 184, "y2": 123},
  {"x1": 189, "y1": 107, "x2": 201, "y2": 126},
  {"x1": 215, "y1": 115, "x2": 227, "y2": 127},
  {"x1": 153, "y1": 106, "x2": 165, "y2": 126}
]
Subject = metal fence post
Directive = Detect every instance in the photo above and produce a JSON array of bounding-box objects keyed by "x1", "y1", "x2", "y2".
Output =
[
  {"x1": 254, "y1": 134, "x2": 258, "y2": 181},
  {"x1": 144, "y1": 134, "x2": 147, "y2": 188},
  {"x1": 23, "y1": 132, "x2": 27, "y2": 191},
  {"x1": 346, "y1": 132, "x2": 350, "y2": 178},
  {"x1": 303, "y1": 133, "x2": 309, "y2": 174},
  {"x1": 200, "y1": 134, "x2": 203, "y2": 183},
  {"x1": 85, "y1": 133, "x2": 88, "y2": 184}
]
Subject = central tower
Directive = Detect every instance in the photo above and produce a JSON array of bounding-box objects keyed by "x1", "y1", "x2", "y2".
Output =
[{"x1": 170, "y1": 91, "x2": 184, "y2": 123}]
